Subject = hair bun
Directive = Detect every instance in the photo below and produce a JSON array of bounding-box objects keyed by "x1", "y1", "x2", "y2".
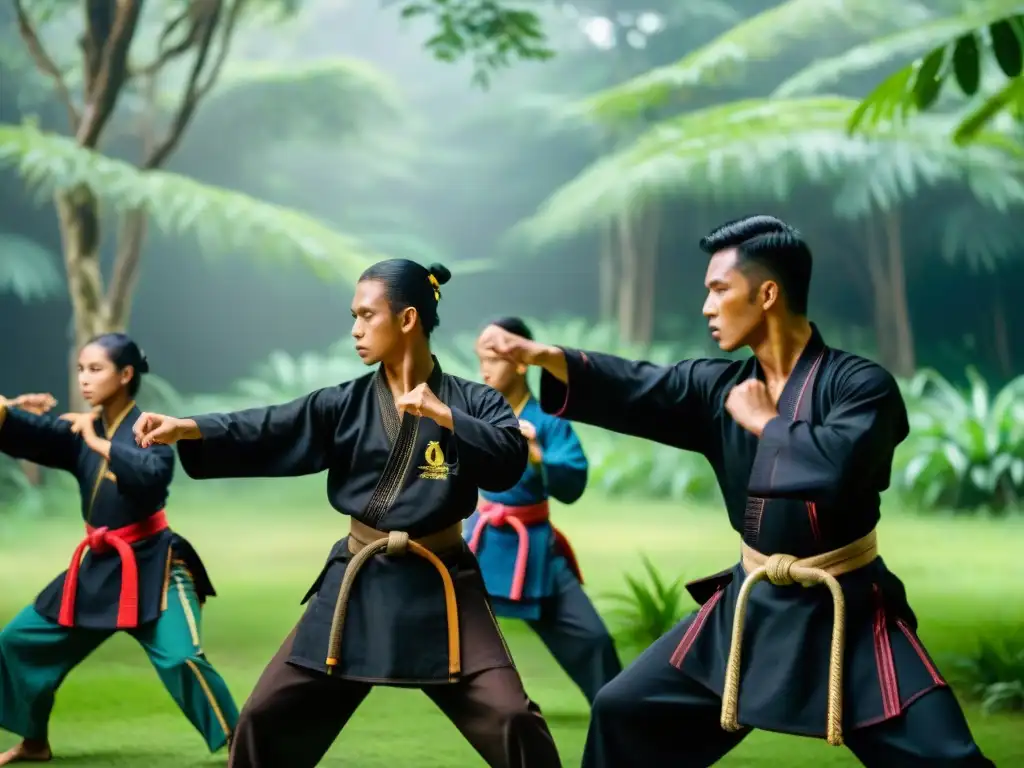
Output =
[
  {"x1": 427, "y1": 263, "x2": 452, "y2": 286},
  {"x1": 135, "y1": 347, "x2": 150, "y2": 374}
]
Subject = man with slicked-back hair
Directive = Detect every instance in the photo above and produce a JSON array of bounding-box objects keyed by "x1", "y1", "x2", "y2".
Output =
[{"x1": 478, "y1": 216, "x2": 992, "y2": 767}]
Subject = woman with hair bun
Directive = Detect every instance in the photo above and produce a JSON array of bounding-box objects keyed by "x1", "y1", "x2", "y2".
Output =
[
  {"x1": 0, "y1": 333, "x2": 238, "y2": 766},
  {"x1": 135, "y1": 259, "x2": 563, "y2": 768}
]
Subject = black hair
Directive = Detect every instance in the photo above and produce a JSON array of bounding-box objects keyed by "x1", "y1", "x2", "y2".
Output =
[
  {"x1": 488, "y1": 316, "x2": 533, "y2": 341},
  {"x1": 358, "y1": 259, "x2": 452, "y2": 337},
  {"x1": 698, "y1": 215, "x2": 812, "y2": 315},
  {"x1": 85, "y1": 332, "x2": 150, "y2": 397}
]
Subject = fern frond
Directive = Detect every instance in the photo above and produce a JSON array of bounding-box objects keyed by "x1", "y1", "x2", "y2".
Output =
[
  {"x1": 576, "y1": 0, "x2": 931, "y2": 122},
  {"x1": 511, "y1": 97, "x2": 1024, "y2": 246},
  {"x1": 194, "y1": 57, "x2": 407, "y2": 144},
  {"x1": 0, "y1": 232, "x2": 63, "y2": 302},
  {"x1": 0, "y1": 122, "x2": 384, "y2": 282}
]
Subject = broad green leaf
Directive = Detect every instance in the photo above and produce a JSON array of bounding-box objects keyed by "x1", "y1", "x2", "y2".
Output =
[
  {"x1": 0, "y1": 122, "x2": 384, "y2": 283},
  {"x1": 953, "y1": 33, "x2": 983, "y2": 95},
  {"x1": 990, "y1": 17, "x2": 1024, "y2": 76},
  {"x1": 953, "y1": 76, "x2": 1024, "y2": 142},
  {"x1": 575, "y1": 0, "x2": 930, "y2": 122},
  {"x1": 914, "y1": 47, "x2": 948, "y2": 110}
]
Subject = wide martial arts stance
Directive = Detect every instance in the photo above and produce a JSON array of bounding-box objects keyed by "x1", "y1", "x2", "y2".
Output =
[
  {"x1": 467, "y1": 316, "x2": 621, "y2": 705},
  {"x1": 478, "y1": 216, "x2": 994, "y2": 767},
  {"x1": 0, "y1": 333, "x2": 237, "y2": 765},
  {"x1": 133, "y1": 260, "x2": 562, "y2": 768}
]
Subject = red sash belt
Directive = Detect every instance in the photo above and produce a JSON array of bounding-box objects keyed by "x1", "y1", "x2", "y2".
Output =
[
  {"x1": 468, "y1": 500, "x2": 583, "y2": 601},
  {"x1": 58, "y1": 510, "x2": 169, "y2": 628}
]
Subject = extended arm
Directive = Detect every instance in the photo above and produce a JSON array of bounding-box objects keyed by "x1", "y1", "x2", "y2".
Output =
[
  {"x1": 108, "y1": 441, "x2": 175, "y2": 496},
  {"x1": 537, "y1": 417, "x2": 588, "y2": 504},
  {"x1": 451, "y1": 388, "x2": 529, "y2": 493},
  {"x1": 0, "y1": 403, "x2": 79, "y2": 471},
  {"x1": 176, "y1": 387, "x2": 346, "y2": 479},
  {"x1": 538, "y1": 346, "x2": 729, "y2": 455},
  {"x1": 747, "y1": 360, "x2": 908, "y2": 501}
]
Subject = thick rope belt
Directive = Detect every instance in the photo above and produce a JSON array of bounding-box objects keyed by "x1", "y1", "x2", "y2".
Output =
[
  {"x1": 325, "y1": 520, "x2": 463, "y2": 680},
  {"x1": 721, "y1": 529, "x2": 879, "y2": 747}
]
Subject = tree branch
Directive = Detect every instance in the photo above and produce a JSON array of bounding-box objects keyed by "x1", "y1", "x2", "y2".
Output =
[
  {"x1": 12, "y1": 0, "x2": 80, "y2": 130},
  {"x1": 106, "y1": 208, "x2": 149, "y2": 330},
  {"x1": 133, "y1": 5, "x2": 201, "y2": 77},
  {"x1": 76, "y1": 0, "x2": 145, "y2": 149},
  {"x1": 143, "y1": 0, "x2": 247, "y2": 170}
]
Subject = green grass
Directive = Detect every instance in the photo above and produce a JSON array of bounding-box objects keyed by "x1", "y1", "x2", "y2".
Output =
[{"x1": 2, "y1": 480, "x2": 1023, "y2": 766}]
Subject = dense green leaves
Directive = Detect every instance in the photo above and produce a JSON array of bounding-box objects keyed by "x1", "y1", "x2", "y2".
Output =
[
  {"x1": 398, "y1": 0, "x2": 554, "y2": 87},
  {"x1": 848, "y1": 3, "x2": 1024, "y2": 143},
  {"x1": 0, "y1": 123, "x2": 383, "y2": 283}
]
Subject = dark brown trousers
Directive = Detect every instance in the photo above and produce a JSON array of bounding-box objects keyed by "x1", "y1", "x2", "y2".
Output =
[{"x1": 229, "y1": 627, "x2": 562, "y2": 767}]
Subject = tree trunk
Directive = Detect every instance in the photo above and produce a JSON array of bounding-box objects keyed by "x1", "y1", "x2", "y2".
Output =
[
  {"x1": 991, "y1": 286, "x2": 1013, "y2": 378},
  {"x1": 883, "y1": 211, "x2": 916, "y2": 377},
  {"x1": 598, "y1": 219, "x2": 616, "y2": 322},
  {"x1": 55, "y1": 189, "x2": 108, "y2": 411},
  {"x1": 616, "y1": 212, "x2": 640, "y2": 343},
  {"x1": 634, "y1": 205, "x2": 660, "y2": 345},
  {"x1": 863, "y1": 217, "x2": 894, "y2": 369}
]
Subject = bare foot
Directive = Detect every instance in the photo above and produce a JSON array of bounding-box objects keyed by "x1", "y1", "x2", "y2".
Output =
[{"x1": 0, "y1": 740, "x2": 52, "y2": 765}]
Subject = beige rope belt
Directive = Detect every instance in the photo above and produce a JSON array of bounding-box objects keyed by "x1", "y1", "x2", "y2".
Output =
[
  {"x1": 325, "y1": 519, "x2": 464, "y2": 680},
  {"x1": 720, "y1": 529, "x2": 879, "y2": 746}
]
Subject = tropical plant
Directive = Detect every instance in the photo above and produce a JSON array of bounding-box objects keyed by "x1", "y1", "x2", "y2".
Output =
[
  {"x1": 0, "y1": 232, "x2": 63, "y2": 303},
  {"x1": 510, "y1": 0, "x2": 1024, "y2": 377},
  {"x1": 844, "y1": 2, "x2": 1024, "y2": 144},
  {"x1": 948, "y1": 637, "x2": 1024, "y2": 713},
  {"x1": 599, "y1": 554, "x2": 690, "y2": 651},
  {"x1": 895, "y1": 367, "x2": 1024, "y2": 512},
  {"x1": 2, "y1": 0, "x2": 554, "y2": 408}
]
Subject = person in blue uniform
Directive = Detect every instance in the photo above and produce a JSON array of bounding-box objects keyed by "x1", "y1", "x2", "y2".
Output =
[
  {"x1": 466, "y1": 317, "x2": 621, "y2": 705},
  {"x1": 132, "y1": 261, "x2": 562, "y2": 768},
  {"x1": 478, "y1": 216, "x2": 994, "y2": 767},
  {"x1": 0, "y1": 334, "x2": 237, "y2": 765}
]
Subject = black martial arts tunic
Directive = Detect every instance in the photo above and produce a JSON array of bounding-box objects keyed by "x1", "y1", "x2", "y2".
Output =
[
  {"x1": 176, "y1": 357, "x2": 528, "y2": 685},
  {"x1": 538, "y1": 325, "x2": 948, "y2": 737},
  {"x1": 0, "y1": 401, "x2": 213, "y2": 629}
]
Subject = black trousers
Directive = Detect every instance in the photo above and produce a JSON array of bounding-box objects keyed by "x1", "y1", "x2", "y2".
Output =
[
  {"x1": 229, "y1": 626, "x2": 562, "y2": 768},
  {"x1": 522, "y1": 565, "x2": 623, "y2": 704},
  {"x1": 583, "y1": 627, "x2": 995, "y2": 767}
]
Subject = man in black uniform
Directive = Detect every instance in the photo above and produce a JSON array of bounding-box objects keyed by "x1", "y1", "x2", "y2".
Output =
[{"x1": 478, "y1": 216, "x2": 993, "y2": 767}]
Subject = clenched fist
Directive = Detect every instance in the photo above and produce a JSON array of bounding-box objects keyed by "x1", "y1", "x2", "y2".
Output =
[
  {"x1": 3, "y1": 393, "x2": 58, "y2": 415},
  {"x1": 519, "y1": 418, "x2": 543, "y2": 464},
  {"x1": 725, "y1": 379, "x2": 778, "y2": 437},
  {"x1": 395, "y1": 384, "x2": 454, "y2": 431},
  {"x1": 133, "y1": 412, "x2": 200, "y2": 448},
  {"x1": 477, "y1": 324, "x2": 551, "y2": 367}
]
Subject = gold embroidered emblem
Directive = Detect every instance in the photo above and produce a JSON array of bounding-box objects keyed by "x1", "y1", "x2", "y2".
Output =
[{"x1": 419, "y1": 440, "x2": 449, "y2": 480}]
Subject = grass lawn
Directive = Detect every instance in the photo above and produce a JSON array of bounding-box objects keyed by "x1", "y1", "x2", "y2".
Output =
[{"x1": 2, "y1": 480, "x2": 1023, "y2": 766}]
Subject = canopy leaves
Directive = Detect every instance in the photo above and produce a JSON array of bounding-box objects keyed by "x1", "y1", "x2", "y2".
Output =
[
  {"x1": 0, "y1": 122, "x2": 383, "y2": 282},
  {"x1": 572, "y1": 0, "x2": 931, "y2": 123}
]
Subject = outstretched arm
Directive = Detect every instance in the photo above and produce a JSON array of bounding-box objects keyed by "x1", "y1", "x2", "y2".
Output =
[
  {"x1": 0, "y1": 399, "x2": 79, "y2": 472},
  {"x1": 137, "y1": 387, "x2": 348, "y2": 479},
  {"x1": 476, "y1": 323, "x2": 728, "y2": 456},
  {"x1": 747, "y1": 360, "x2": 907, "y2": 501}
]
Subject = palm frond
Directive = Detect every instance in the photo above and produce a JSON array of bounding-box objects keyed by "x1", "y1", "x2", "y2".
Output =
[
  {"x1": 510, "y1": 96, "x2": 1024, "y2": 246},
  {"x1": 193, "y1": 57, "x2": 407, "y2": 144},
  {"x1": 0, "y1": 232, "x2": 63, "y2": 302},
  {"x1": 0, "y1": 122, "x2": 385, "y2": 282},
  {"x1": 575, "y1": 0, "x2": 931, "y2": 122}
]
